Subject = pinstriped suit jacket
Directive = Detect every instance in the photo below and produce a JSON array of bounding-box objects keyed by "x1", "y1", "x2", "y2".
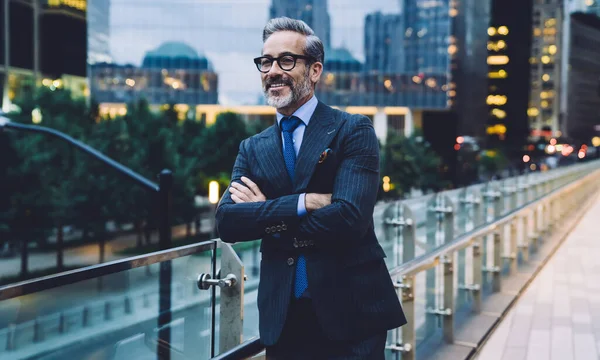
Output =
[{"x1": 216, "y1": 101, "x2": 407, "y2": 346}]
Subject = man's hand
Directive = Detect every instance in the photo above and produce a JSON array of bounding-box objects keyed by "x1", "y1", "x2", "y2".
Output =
[
  {"x1": 229, "y1": 177, "x2": 266, "y2": 203},
  {"x1": 305, "y1": 193, "x2": 332, "y2": 212}
]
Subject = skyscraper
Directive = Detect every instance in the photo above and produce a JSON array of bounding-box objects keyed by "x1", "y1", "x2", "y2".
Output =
[
  {"x1": 1, "y1": 0, "x2": 87, "y2": 111},
  {"x1": 528, "y1": 0, "x2": 563, "y2": 140},
  {"x1": 88, "y1": 0, "x2": 112, "y2": 65},
  {"x1": 364, "y1": 12, "x2": 404, "y2": 74},
  {"x1": 487, "y1": 0, "x2": 534, "y2": 154},
  {"x1": 269, "y1": 0, "x2": 331, "y2": 50}
]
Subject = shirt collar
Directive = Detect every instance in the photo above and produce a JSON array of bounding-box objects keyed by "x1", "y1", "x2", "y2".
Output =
[{"x1": 276, "y1": 95, "x2": 318, "y2": 127}]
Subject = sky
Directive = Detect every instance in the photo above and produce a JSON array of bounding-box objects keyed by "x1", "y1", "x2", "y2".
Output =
[{"x1": 100, "y1": 0, "x2": 402, "y2": 105}]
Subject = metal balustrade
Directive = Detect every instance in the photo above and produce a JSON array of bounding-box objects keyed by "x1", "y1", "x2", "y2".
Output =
[{"x1": 2, "y1": 116, "x2": 600, "y2": 359}]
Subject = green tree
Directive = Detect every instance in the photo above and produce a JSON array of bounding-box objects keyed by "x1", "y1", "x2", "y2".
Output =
[
  {"x1": 6, "y1": 88, "x2": 91, "y2": 273},
  {"x1": 200, "y1": 112, "x2": 249, "y2": 193},
  {"x1": 381, "y1": 130, "x2": 448, "y2": 199}
]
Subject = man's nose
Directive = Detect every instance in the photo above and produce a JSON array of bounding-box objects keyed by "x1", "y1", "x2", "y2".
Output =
[{"x1": 267, "y1": 60, "x2": 285, "y2": 76}]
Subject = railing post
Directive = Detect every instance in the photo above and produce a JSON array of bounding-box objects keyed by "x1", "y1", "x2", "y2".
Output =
[
  {"x1": 58, "y1": 313, "x2": 65, "y2": 334},
  {"x1": 442, "y1": 255, "x2": 454, "y2": 343},
  {"x1": 33, "y1": 319, "x2": 42, "y2": 342},
  {"x1": 383, "y1": 202, "x2": 415, "y2": 267},
  {"x1": 492, "y1": 230, "x2": 502, "y2": 292},
  {"x1": 530, "y1": 206, "x2": 539, "y2": 251},
  {"x1": 390, "y1": 276, "x2": 415, "y2": 359},
  {"x1": 503, "y1": 179, "x2": 518, "y2": 212},
  {"x1": 157, "y1": 169, "x2": 173, "y2": 360},
  {"x1": 6, "y1": 324, "x2": 15, "y2": 351},
  {"x1": 520, "y1": 213, "x2": 530, "y2": 262},
  {"x1": 104, "y1": 301, "x2": 112, "y2": 321},
  {"x1": 472, "y1": 238, "x2": 483, "y2": 313},
  {"x1": 504, "y1": 221, "x2": 518, "y2": 274},
  {"x1": 124, "y1": 296, "x2": 132, "y2": 314},
  {"x1": 520, "y1": 175, "x2": 530, "y2": 205},
  {"x1": 82, "y1": 306, "x2": 90, "y2": 327}
]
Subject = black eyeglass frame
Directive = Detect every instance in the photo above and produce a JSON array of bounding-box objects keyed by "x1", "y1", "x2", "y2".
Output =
[{"x1": 253, "y1": 54, "x2": 316, "y2": 73}]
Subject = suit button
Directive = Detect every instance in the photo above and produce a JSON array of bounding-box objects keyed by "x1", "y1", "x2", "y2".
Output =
[
  {"x1": 276, "y1": 225, "x2": 282, "y2": 232},
  {"x1": 287, "y1": 257, "x2": 295, "y2": 266},
  {"x1": 265, "y1": 227, "x2": 271, "y2": 234},
  {"x1": 270, "y1": 226, "x2": 277, "y2": 233},
  {"x1": 282, "y1": 224, "x2": 287, "y2": 231},
  {"x1": 292, "y1": 237, "x2": 299, "y2": 248}
]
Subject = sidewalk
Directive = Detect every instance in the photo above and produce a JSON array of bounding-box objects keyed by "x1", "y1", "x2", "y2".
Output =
[{"x1": 476, "y1": 194, "x2": 600, "y2": 360}]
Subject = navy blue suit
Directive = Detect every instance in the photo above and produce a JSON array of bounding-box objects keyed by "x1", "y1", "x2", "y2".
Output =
[{"x1": 216, "y1": 101, "x2": 407, "y2": 349}]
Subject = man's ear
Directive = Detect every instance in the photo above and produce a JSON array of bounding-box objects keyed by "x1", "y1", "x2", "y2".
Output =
[{"x1": 311, "y1": 62, "x2": 323, "y2": 83}]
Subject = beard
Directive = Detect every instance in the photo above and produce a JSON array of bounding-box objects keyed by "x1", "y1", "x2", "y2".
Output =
[{"x1": 263, "y1": 70, "x2": 312, "y2": 110}]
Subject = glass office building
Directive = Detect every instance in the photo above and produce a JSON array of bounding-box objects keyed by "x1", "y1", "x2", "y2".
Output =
[{"x1": 1, "y1": 0, "x2": 87, "y2": 110}]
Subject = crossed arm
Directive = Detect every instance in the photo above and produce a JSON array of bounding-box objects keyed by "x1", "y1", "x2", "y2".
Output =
[{"x1": 215, "y1": 116, "x2": 379, "y2": 244}]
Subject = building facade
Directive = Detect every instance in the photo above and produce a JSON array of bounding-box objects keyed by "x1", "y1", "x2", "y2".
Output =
[
  {"x1": 564, "y1": 12, "x2": 600, "y2": 144},
  {"x1": 487, "y1": 0, "x2": 534, "y2": 153},
  {"x1": 528, "y1": 0, "x2": 563, "y2": 140},
  {"x1": 90, "y1": 42, "x2": 219, "y2": 113},
  {"x1": 1, "y1": 0, "x2": 87, "y2": 111},
  {"x1": 269, "y1": 0, "x2": 331, "y2": 50}
]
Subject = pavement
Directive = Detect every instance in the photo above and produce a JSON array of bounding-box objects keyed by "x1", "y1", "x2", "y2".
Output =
[{"x1": 476, "y1": 193, "x2": 600, "y2": 360}]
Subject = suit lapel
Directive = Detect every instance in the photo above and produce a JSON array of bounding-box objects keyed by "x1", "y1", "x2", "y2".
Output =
[
  {"x1": 255, "y1": 124, "x2": 293, "y2": 194},
  {"x1": 294, "y1": 102, "x2": 342, "y2": 192}
]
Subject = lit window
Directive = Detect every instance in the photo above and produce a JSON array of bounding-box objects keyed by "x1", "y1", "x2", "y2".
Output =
[
  {"x1": 498, "y1": 26, "x2": 509, "y2": 35},
  {"x1": 527, "y1": 108, "x2": 540, "y2": 117},
  {"x1": 487, "y1": 55, "x2": 510, "y2": 65},
  {"x1": 488, "y1": 27, "x2": 497, "y2": 36}
]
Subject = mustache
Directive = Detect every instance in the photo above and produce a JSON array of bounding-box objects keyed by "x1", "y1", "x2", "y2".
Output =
[{"x1": 265, "y1": 76, "x2": 293, "y2": 88}]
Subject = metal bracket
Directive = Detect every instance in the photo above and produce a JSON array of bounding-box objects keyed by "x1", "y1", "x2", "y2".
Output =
[
  {"x1": 483, "y1": 266, "x2": 501, "y2": 273},
  {"x1": 394, "y1": 281, "x2": 412, "y2": 290},
  {"x1": 483, "y1": 190, "x2": 502, "y2": 199},
  {"x1": 384, "y1": 217, "x2": 413, "y2": 227},
  {"x1": 427, "y1": 205, "x2": 453, "y2": 213},
  {"x1": 460, "y1": 194, "x2": 481, "y2": 205},
  {"x1": 426, "y1": 308, "x2": 452, "y2": 317},
  {"x1": 458, "y1": 284, "x2": 481, "y2": 292},
  {"x1": 387, "y1": 343, "x2": 413, "y2": 353},
  {"x1": 197, "y1": 273, "x2": 237, "y2": 290}
]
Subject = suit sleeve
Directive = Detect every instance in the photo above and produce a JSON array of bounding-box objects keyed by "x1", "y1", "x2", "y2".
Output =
[
  {"x1": 297, "y1": 115, "x2": 379, "y2": 242},
  {"x1": 215, "y1": 138, "x2": 301, "y2": 243}
]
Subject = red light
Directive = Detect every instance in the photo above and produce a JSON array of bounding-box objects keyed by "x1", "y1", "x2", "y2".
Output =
[{"x1": 454, "y1": 144, "x2": 461, "y2": 151}]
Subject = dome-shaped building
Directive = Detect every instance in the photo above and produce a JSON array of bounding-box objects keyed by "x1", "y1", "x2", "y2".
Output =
[
  {"x1": 141, "y1": 42, "x2": 214, "y2": 71},
  {"x1": 90, "y1": 41, "x2": 219, "y2": 110}
]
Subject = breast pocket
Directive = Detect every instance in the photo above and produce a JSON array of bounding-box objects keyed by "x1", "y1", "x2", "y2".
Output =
[{"x1": 307, "y1": 151, "x2": 340, "y2": 193}]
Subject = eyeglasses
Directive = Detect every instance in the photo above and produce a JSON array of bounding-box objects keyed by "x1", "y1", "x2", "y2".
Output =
[{"x1": 253, "y1": 54, "x2": 314, "y2": 73}]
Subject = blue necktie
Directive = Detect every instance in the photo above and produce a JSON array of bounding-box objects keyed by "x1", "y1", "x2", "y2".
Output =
[{"x1": 281, "y1": 116, "x2": 308, "y2": 298}]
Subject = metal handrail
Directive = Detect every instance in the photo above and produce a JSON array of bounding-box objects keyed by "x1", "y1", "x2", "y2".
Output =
[
  {"x1": 211, "y1": 337, "x2": 264, "y2": 360},
  {"x1": 0, "y1": 114, "x2": 181, "y2": 358},
  {"x1": 388, "y1": 169, "x2": 588, "y2": 278},
  {"x1": 0, "y1": 117, "x2": 159, "y2": 192},
  {"x1": 0, "y1": 240, "x2": 217, "y2": 301}
]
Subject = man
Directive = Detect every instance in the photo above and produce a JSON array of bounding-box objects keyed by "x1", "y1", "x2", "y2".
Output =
[{"x1": 216, "y1": 17, "x2": 406, "y2": 359}]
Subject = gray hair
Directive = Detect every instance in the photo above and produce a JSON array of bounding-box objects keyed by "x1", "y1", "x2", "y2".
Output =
[{"x1": 262, "y1": 17, "x2": 325, "y2": 64}]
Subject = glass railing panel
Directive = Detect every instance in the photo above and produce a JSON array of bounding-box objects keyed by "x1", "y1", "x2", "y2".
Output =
[{"x1": 0, "y1": 242, "x2": 217, "y2": 360}]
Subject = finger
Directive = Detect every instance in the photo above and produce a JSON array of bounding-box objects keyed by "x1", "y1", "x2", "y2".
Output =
[
  {"x1": 241, "y1": 177, "x2": 262, "y2": 196},
  {"x1": 231, "y1": 182, "x2": 253, "y2": 199},
  {"x1": 230, "y1": 187, "x2": 250, "y2": 202},
  {"x1": 231, "y1": 194, "x2": 244, "y2": 203}
]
